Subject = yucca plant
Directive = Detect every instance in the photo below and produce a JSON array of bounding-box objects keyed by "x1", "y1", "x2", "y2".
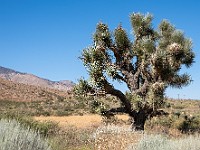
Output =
[{"x1": 77, "y1": 12, "x2": 195, "y2": 130}]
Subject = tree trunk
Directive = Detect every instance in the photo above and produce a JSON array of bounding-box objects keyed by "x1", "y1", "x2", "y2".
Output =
[{"x1": 131, "y1": 111, "x2": 148, "y2": 131}]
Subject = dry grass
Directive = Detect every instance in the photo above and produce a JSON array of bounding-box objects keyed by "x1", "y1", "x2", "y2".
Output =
[
  {"x1": 34, "y1": 114, "x2": 142, "y2": 150},
  {"x1": 34, "y1": 115, "x2": 102, "y2": 129},
  {"x1": 93, "y1": 124, "x2": 142, "y2": 150},
  {"x1": 34, "y1": 114, "x2": 129, "y2": 129}
]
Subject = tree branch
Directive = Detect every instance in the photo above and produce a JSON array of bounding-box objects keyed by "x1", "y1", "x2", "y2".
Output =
[{"x1": 102, "y1": 79, "x2": 133, "y2": 114}]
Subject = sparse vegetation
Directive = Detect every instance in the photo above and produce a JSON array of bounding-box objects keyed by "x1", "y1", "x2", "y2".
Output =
[{"x1": 1, "y1": 97, "x2": 200, "y2": 149}]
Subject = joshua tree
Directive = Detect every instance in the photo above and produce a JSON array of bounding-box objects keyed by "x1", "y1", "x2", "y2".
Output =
[{"x1": 76, "y1": 13, "x2": 195, "y2": 130}]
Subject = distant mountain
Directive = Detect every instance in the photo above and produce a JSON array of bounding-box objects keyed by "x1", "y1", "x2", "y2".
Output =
[{"x1": 0, "y1": 66, "x2": 74, "y2": 92}]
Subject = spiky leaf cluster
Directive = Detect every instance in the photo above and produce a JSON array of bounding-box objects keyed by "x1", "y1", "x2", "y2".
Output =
[
  {"x1": 114, "y1": 25, "x2": 131, "y2": 51},
  {"x1": 73, "y1": 78, "x2": 94, "y2": 96}
]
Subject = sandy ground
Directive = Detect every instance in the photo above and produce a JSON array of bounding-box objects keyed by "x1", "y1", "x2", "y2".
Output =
[{"x1": 34, "y1": 114, "x2": 130, "y2": 129}]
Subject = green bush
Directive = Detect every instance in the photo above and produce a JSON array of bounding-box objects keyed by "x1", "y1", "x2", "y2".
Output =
[
  {"x1": 177, "y1": 116, "x2": 200, "y2": 133},
  {"x1": 0, "y1": 119, "x2": 51, "y2": 150}
]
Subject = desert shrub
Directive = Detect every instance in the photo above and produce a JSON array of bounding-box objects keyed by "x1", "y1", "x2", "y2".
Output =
[
  {"x1": 0, "y1": 119, "x2": 51, "y2": 150},
  {"x1": 0, "y1": 113, "x2": 59, "y2": 137},
  {"x1": 127, "y1": 134, "x2": 200, "y2": 150},
  {"x1": 177, "y1": 116, "x2": 200, "y2": 133},
  {"x1": 146, "y1": 114, "x2": 200, "y2": 134},
  {"x1": 55, "y1": 110, "x2": 73, "y2": 116},
  {"x1": 173, "y1": 111, "x2": 181, "y2": 118},
  {"x1": 74, "y1": 101, "x2": 86, "y2": 110},
  {"x1": 146, "y1": 116, "x2": 176, "y2": 129},
  {"x1": 40, "y1": 111, "x2": 51, "y2": 116},
  {"x1": 164, "y1": 102, "x2": 171, "y2": 108}
]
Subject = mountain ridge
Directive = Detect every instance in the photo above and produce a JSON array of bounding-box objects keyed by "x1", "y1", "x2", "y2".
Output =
[{"x1": 0, "y1": 66, "x2": 74, "y2": 91}]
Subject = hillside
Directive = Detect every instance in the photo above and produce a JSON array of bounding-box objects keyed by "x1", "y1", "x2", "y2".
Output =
[
  {"x1": 0, "y1": 77, "x2": 69, "y2": 102},
  {"x1": 0, "y1": 66, "x2": 74, "y2": 91}
]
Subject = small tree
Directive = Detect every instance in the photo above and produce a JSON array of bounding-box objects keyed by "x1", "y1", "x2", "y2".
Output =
[{"x1": 77, "y1": 13, "x2": 195, "y2": 130}]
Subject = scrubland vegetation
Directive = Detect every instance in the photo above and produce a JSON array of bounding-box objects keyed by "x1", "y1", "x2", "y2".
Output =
[{"x1": 1, "y1": 97, "x2": 200, "y2": 150}]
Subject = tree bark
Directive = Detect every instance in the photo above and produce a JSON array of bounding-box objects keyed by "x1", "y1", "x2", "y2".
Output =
[
  {"x1": 130, "y1": 109, "x2": 168, "y2": 131},
  {"x1": 131, "y1": 111, "x2": 148, "y2": 131}
]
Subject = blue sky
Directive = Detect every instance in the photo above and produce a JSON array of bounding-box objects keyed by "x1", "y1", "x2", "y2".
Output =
[{"x1": 0, "y1": 0, "x2": 199, "y2": 99}]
